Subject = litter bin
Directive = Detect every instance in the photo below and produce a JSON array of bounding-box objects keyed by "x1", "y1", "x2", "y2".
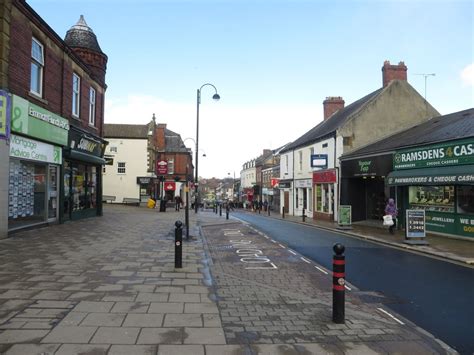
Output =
[{"x1": 159, "y1": 199, "x2": 167, "y2": 212}]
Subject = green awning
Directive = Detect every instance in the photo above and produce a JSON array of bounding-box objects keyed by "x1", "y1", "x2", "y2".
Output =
[
  {"x1": 65, "y1": 150, "x2": 107, "y2": 165},
  {"x1": 386, "y1": 165, "x2": 474, "y2": 186}
]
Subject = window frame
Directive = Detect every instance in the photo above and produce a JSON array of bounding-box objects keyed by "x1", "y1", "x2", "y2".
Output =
[
  {"x1": 72, "y1": 73, "x2": 81, "y2": 118},
  {"x1": 30, "y1": 37, "x2": 44, "y2": 97},
  {"x1": 89, "y1": 87, "x2": 96, "y2": 126},
  {"x1": 117, "y1": 162, "x2": 126, "y2": 174}
]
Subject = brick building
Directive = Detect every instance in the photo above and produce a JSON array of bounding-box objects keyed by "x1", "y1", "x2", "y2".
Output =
[{"x1": 0, "y1": 0, "x2": 108, "y2": 238}]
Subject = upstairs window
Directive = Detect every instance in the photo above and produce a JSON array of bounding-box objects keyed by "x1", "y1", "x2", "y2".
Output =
[
  {"x1": 72, "y1": 73, "x2": 80, "y2": 117},
  {"x1": 110, "y1": 146, "x2": 117, "y2": 153},
  {"x1": 30, "y1": 38, "x2": 44, "y2": 96},
  {"x1": 117, "y1": 162, "x2": 126, "y2": 174},
  {"x1": 89, "y1": 87, "x2": 96, "y2": 126},
  {"x1": 167, "y1": 159, "x2": 174, "y2": 175}
]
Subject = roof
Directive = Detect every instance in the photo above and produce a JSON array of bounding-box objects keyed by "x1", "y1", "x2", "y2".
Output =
[
  {"x1": 340, "y1": 108, "x2": 474, "y2": 159},
  {"x1": 104, "y1": 124, "x2": 149, "y2": 139},
  {"x1": 64, "y1": 15, "x2": 103, "y2": 53},
  {"x1": 281, "y1": 88, "x2": 383, "y2": 153}
]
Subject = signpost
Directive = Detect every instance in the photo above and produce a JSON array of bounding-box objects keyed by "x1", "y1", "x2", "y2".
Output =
[
  {"x1": 404, "y1": 209, "x2": 429, "y2": 245},
  {"x1": 337, "y1": 205, "x2": 352, "y2": 230}
]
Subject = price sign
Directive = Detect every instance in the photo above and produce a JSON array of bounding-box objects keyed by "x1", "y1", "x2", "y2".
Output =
[{"x1": 406, "y1": 209, "x2": 426, "y2": 238}]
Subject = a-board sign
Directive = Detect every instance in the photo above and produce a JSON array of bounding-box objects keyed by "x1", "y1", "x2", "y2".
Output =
[
  {"x1": 338, "y1": 205, "x2": 352, "y2": 226},
  {"x1": 406, "y1": 209, "x2": 426, "y2": 238}
]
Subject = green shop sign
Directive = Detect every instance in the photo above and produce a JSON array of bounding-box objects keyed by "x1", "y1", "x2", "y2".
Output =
[
  {"x1": 11, "y1": 95, "x2": 69, "y2": 146},
  {"x1": 10, "y1": 134, "x2": 62, "y2": 164},
  {"x1": 425, "y1": 211, "x2": 474, "y2": 239},
  {"x1": 393, "y1": 138, "x2": 474, "y2": 170}
]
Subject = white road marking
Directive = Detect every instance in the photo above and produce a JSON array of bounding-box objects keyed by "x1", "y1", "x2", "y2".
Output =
[
  {"x1": 278, "y1": 244, "x2": 286, "y2": 248},
  {"x1": 315, "y1": 266, "x2": 328, "y2": 275},
  {"x1": 377, "y1": 308, "x2": 405, "y2": 325},
  {"x1": 301, "y1": 257, "x2": 311, "y2": 264},
  {"x1": 344, "y1": 285, "x2": 352, "y2": 291},
  {"x1": 289, "y1": 250, "x2": 297, "y2": 255},
  {"x1": 271, "y1": 240, "x2": 277, "y2": 243}
]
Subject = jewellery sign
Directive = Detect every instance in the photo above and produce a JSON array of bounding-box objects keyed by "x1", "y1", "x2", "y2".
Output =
[
  {"x1": 393, "y1": 138, "x2": 474, "y2": 170},
  {"x1": 11, "y1": 95, "x2": 69, "y2": 146},
  {"x1": 10, "y1": 134, "x2": 62, "y2": 164}
]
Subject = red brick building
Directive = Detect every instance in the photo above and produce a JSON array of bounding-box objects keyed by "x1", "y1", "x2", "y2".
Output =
[{"x1": 0, "y1": 0, "x2": 108, "y2": 237}]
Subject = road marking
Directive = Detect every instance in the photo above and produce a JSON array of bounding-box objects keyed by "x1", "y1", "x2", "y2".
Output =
[
  {"x1": 377, "y1": 308, "x2": 405, "y2": 325},
  {"x1": 289, "y1": 250, "x2": 297, "y2": 255},
  {"x1": 344, "y1": 285, "x2": 352, "y2": 291},
  {"x1": 271, "y1": 240, "x2": 277, "y2": 243},
  {"x1": 278, "y1": 244, "x2": 286, "y2": 248},
  {"x1": 229, "y1": 237, "x2": 278, "y2": 269},
  {"x1": 301, "y1": 257, "x2": 311, "y2": 264},
  {"x1": 315, "y1": 266, "x2": 328, "y2": 275},
  {"x1": 263, "y1": 235, "x2": 269, "y2": 239}
]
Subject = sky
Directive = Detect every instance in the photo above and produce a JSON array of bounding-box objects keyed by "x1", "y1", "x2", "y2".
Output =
[{"x1": 28, "y1": 0, "x2": 473, "y2": 179}]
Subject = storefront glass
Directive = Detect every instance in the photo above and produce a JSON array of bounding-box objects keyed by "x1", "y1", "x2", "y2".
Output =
[
  {"x1": 8, "y1": 160, "x2": 59, "y2": 229},
  {"x1": 408, "y1": 186, "x2": 455, "y2": 213},
  {"x1": 63, "y1": 161, "x2": 99, "y2": 218},
  {"x1": 315, "y1": 183, "x2": 333, "y2": 213},
  {"x1": 457, "y1": 186, "x2": 474, "y2": 215}
]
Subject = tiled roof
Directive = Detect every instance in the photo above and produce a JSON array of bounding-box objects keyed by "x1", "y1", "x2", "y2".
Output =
[
  {"x1": 340, "y1": 108, "x2": 474, "y2": 159},
  {"x1": 64, "y1": 15, "x2": 103, "y2": 53},
  {"x1": 104, "y1": 124, "x2": 149, "y2": 138},
  {"x1": 281, "y1": 88, "x2": 383, "y2": 153}
]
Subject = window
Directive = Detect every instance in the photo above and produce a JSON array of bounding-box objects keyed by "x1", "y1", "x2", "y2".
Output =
[
  {"x1": 89, "y1": 87, "x2": 96, "y2": 126},
  {"x1": 457, "y1": 186, "x2": 474, "y2": 215},
  {"x1": 409, "y1": 186, "x2": 454, "y2": 213},
  {"x1": 72, "y1": 73, "x2": 80, "y2": 117},
  {"x1": 110, "y1": 146, "x2": 117, "y2": 153},
  {"x1": 30, "y1": 38, "x2": 44, "y2": 96},
  {"x1": 299, "y1": 151, "x2": 303, "y2": 170},
  {"x1": 117, "y1": 162, "x2": 126, "y2": 174},
  {"x1": 167, "y1": 159, "x2": 174, "y2": 175}
]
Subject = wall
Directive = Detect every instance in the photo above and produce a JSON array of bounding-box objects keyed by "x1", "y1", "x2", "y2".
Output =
[
  {"x1": 339, "y1": 80, "x2": 439, "y2": 153},
  {"x1": 102, "y1": 138, "x2": 148, "y2": 202}
]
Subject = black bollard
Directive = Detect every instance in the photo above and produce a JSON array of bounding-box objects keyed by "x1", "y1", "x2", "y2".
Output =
[
  {"x1": 175, "y1": 221, "x2": 183, "y2": 268},
  {"x1": 226, "y1": 205, "x2": 229, "y2": 220},
  {"x1": 219, "y1": 204, "x2": 222, "y2": 216},
  {"x1": 302, "y1": 208, "x2": 306, "y2": 222},
  {"x1": 282, "y1": 206, "x2": 285, "y2": 219},
  {"x1": 332, "y1": 243, "x2": 345, "y2": 324},
  {"x1": 268, "y1": 206, "x2": 270, "y2": 216}
]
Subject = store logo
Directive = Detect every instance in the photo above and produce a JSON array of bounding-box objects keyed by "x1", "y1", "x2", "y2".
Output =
[
  {"x1": 358, "y1": 160, "x2": 372, "y2": 173},
  {"x1": 77, "y1": 138, "x2": 97, "y2": 153}
]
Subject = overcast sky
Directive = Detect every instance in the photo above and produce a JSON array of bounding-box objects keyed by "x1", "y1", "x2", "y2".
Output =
[{"x1": 29, "y1": 0, "x2": 473, "y2": 178}]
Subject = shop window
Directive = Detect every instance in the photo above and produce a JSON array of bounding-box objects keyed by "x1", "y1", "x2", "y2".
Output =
[
  {"x1": 30, "y1": 38, "x2": 44, "y2": 97},
  {"x1": 89, "y1": 87, "x2": 96, "y2": 126},
  {"x1": 117, "y1": 162, "x2": 126, "y2": 174},
  {"x1": 457, "y1": 186, "x2": 474, "y2": 215},
  {"x1": 315, "y1": 183, "x2": 333, "y2": 214},
  {"x1": 72, "y1": 73, "x2": 80, "y2": 117},
  {"x1": 408, "y1": 186, "x2": 454, "y2": 213},
  {"x1": 308, "y1": 188, "x2": 313, "y2": 212}
]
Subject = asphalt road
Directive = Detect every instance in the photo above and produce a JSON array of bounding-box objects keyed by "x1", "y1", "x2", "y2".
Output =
[{"x1": 233, "y1": 212, "x2": 474, "y2": 355}]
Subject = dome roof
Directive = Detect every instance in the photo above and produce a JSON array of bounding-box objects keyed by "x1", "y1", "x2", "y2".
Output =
[{"x1": 64, "y1": 15, "x2": 103, "y2": 53}]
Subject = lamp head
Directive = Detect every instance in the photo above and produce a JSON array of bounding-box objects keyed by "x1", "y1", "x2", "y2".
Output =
[{"x1": 212, "y1": 93, "x2": 220, "y2": 101}]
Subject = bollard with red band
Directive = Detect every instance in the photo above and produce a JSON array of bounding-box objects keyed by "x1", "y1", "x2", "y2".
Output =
[
  {"x1": 175, "y1": 221, "x2": 183, "y2": 269},
  {"x1": 332, "y1": 243, "x2": 345, "y2": 323}
]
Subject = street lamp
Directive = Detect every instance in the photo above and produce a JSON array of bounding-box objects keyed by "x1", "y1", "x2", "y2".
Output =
[{"x1": 195, "y1": 83, "x2": 220, "y2": 213}]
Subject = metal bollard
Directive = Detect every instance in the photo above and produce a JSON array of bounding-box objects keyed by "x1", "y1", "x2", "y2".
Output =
[
  {"x1": 332, "y1": 243, "x2": 345, "y2": 323},
  {"x1": 282, "y1": 206, "x2": 285, "y2": 219},
  {"x1": 215, "y1": 204, "x2": 218, "y2": 214},
  {"x1": 302, "y1": 208, "x2": 306, "y2": 222},
  {"x1": 219, "y1": 204, "x2": 222, "y2": 216},
  {"x1": 175, "y1": 221, "x2": 183, "y2": 269},
  {"x1": 226, "y1": 205, "x2": 229, "y2": 220},
  {"x1": 268, "y1": 206, "x2": 270, "y2": 216}
]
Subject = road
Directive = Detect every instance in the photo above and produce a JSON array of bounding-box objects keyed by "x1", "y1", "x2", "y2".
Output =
[{"x1": 233, "y1": 211, "x2": 474, "y2": 355}]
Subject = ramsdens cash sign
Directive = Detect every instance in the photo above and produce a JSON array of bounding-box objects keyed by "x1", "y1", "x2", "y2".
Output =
[
  {"x1": 9, "y1": 134, "x2": 62, "y2": 164},
  {"x1": 393, "y1": 139, "x2": 474, "y2": 170}
]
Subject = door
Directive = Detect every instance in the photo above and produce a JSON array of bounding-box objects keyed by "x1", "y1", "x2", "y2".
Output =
[
  {"x1": 284, "y1": 191, "x2": 289, "y2": 213},
  {"x1": 47, "y1": 165, "x2": 59, "y2": 222}
]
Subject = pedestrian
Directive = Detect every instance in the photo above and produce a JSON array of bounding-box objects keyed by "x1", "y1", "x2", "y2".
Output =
[{"x1": 384, "y1": 198, "x2": 398, "y2": 234}]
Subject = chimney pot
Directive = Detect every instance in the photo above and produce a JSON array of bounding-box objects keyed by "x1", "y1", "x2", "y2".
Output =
[
  {"x1": 323, "y1": 96, "x2": 345, "y2": 120},
  {"x1": 382, "y1": 60, "x2": 408, "y2": 87}
]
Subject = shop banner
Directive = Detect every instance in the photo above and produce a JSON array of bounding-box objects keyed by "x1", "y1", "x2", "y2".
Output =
[
  {"x1": 338, "y1": 205, "x2": 352, "y2": 226},
  {"x1": 313, "y1": 169, "x2": 337, "y2": 183},
  {"x1": 425, "y1": 211, "x2": 474, "y2": 239},
  {"x1": 295, "y1": 179, "x2": 312, "y2": 188},
  {"x1": 11, "y1": 95, "x2": 69, "y2": 146},
  {"x1": 10, "y1": 134, "x2": 62, "y2": 164},
  {"x1": 393, "y1": 138, "x2": 474, "y2": 170},
  {"x1": 406, "y1": 209, "x2": 426, "y2": 238},
  {"x1": 0, "y1": 90, "x2": 11, "y2": 140},
  {"x1": 340, "y1": 154, "x2": 392, "y2": 178}
]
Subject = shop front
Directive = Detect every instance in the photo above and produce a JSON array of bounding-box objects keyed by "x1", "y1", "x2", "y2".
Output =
[
  {"x1": 8, "y1": 95, "x2": 68, "y2": 232},
  {"x1": 295, "y1": 179, "x2": 312, "y2": 217},
  {"x1": 63, "y1": 126, "x2": 107, "y2": 221},
  {"x1": 137, "y1": 176, "x2": 158, "y2": 204},
  {"x1": 340, "y1": 154, "x2": 393, "y2": 222},
  {"x1": 313, "y1": 169, "x2": 338, "y2": 221},
  {"x1": 387, "y1": 139, "x2": 474, "y2": 239}
]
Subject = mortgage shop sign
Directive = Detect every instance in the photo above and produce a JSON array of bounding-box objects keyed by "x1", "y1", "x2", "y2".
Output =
[{"x1": 10, "y1": 134, "x2": 62, "y2": 164}]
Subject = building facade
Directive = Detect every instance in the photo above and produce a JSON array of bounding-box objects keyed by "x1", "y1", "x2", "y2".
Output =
[{"x1": 1, "y1": 1, "x2": 107, "y2": 238}]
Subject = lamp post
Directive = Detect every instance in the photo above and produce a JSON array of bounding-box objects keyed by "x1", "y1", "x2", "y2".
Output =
[{"x1": 195, "y1": 83, "x2": 220, "y2": 213}]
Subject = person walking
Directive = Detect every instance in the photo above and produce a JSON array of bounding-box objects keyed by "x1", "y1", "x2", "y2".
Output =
[{"x1": 384, "y1": 198, "x2": 398, "y2": 234}]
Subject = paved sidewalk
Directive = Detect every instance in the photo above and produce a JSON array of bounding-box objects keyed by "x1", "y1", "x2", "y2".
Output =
[
  {"x1": 0, "y1": 205, "x2": 457, "y2": 354},
  {"x1": 238, "y1": 209, "x2": 474, "y2": 266}
]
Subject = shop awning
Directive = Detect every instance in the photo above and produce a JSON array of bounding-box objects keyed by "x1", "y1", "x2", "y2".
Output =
[
  {"x1": 66, "y1": 150, "x2": 107, "y2": 165},
  {"x1": 386, "y1": 165, "x2": 474, "y2": 186}
]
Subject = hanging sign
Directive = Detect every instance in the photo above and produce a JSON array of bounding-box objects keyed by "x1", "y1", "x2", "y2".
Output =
[
  {"x1": 157, "y1": 160, "x2": 168, "y2": 174},
  {"x1": 164, "y1": 181, "x2": 176, "y2": 191}
]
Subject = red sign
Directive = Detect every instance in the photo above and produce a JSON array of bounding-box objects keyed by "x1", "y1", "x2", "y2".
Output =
[
  {"x1": 271, "y1": 178, "x2": 279, "y2": 187},
  {"x1": 313, "y1": 169, "x2": 337, "y2": 183},
  {"x1": 156, "y1": 160, "x2": 168, "y2": 174},
  {"x1": 164, "y1": 182, "x2": 176, "y2": 191}
]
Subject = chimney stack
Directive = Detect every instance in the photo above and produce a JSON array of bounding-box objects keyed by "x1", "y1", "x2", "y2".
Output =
[
  {"x1": 323, "y1": 96, "x2": 345, "y2": 120},
  {"x1": 382, "y1": 60, "x2": 407, "y2": 87}
]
